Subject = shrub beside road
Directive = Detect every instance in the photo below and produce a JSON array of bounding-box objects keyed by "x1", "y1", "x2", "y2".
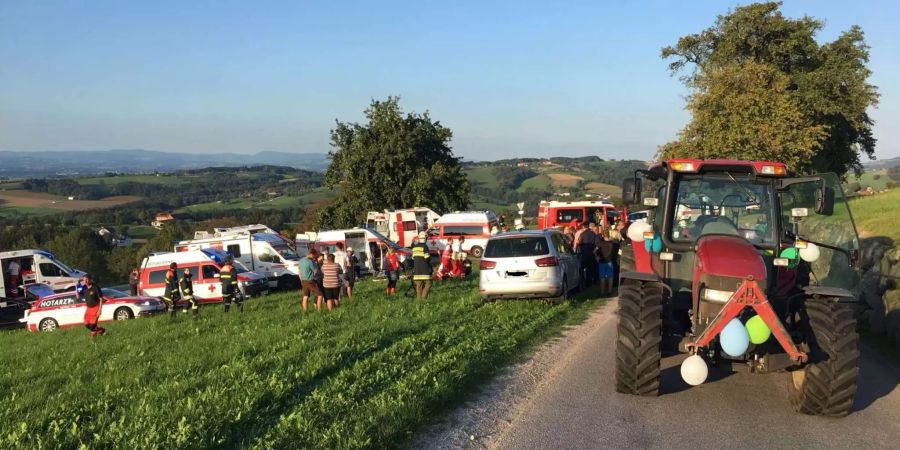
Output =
[{"x1": 0, "y1": 278, "x2": 600, "y2": 449}]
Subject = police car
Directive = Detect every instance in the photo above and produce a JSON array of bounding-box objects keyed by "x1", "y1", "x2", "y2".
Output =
[{"x1": 20, "y1": 287, "x2": 166, "y2": 332}]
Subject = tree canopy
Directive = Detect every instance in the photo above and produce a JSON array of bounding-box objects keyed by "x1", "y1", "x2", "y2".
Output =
[
  {"x1": 659, "y1": 2, "x2": 879, "y2": 176},
  {"x1": 317, "y1": 97, "x2": 470, "y2": 229}
]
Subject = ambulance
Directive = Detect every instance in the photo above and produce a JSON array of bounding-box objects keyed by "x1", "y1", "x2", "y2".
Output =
[
  {"x1": 536, "y1": 200, "x2": 619, "y2": 230},
  {"x1": 365, "y1": 208, "x2": 441, "y2": 248},
  {"x1": 425, "y1": 211, "x2": 498, "y2": 258},
  {"x1": 175, "y1": 228, "x2": 302, "y2": 290},
  {"x1": 0, "y1": 249, "x2": 87, "y2": 299},
  {"x1": 138, "y1": 249, "x2": 268, "y2": 304},
  {"x1": 298, "y1": 228, "x2": 411, "y2": 274}
]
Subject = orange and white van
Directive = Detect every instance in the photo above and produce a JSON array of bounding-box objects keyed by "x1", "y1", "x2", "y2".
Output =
[
  {"x1": 139, "y1": 249, "x2": 268, "y2": 305},
  {"x1": 426, "y1": 211, "x2": 498, "y2": 258}
]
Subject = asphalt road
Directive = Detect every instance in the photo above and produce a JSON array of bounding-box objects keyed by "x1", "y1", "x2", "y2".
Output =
[{"x1": 490, "y1": 299, "x2": 900, "y2": 449}]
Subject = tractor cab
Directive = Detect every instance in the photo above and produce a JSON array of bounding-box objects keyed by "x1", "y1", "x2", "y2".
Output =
[{"x1": 615, "y1": 159, "x2": 861, "y2": 417}]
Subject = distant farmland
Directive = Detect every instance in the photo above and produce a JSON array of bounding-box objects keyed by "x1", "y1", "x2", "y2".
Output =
[{"x1": 0, "y1": 190, "x2": 140, "y2": 217}]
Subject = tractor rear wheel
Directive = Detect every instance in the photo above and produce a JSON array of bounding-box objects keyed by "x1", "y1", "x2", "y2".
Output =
[
  {"x1": 790, "y1": 297, "x2": 859, "y2": 417},
  {"x1": 615, "y1": 279, "x2": 663, "y2": 396}
]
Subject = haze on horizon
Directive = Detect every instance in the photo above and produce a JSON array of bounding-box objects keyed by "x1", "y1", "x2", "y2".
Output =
[{"x1": 2, "y1": 0, "x2": 898, "y2": 161}]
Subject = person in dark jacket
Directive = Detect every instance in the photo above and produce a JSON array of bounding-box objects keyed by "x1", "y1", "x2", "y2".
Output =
[
  {"x1": 179, "y1": 268, "x2": 198, "y2": 315},
  {"x1": 595, "y1": 230, "x2": 618, "y2": 297},
  {"x1": 162, "y1": 262, "x2": 179, "y2": 316},
  {"x1": 411, "y1": 233, "x2": 433, "y2": 299},
  {"x1": 81, "y1": 274, "x2": 106, "y2": 337},
  {"x1": 221, "y1": 256, "x2": 241, "y2": 312}
]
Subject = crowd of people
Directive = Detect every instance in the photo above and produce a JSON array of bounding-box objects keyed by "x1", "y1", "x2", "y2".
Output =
[{"x1": 562, "y1": 220, "x2": 625, "y2": 297}]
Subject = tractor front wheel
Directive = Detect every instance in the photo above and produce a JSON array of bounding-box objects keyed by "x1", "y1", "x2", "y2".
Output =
[
  {"x1": 615, "y1": 278, "x2": 663, "y2": 396},
  {"x1": 790, "y1": 297, "x2": 859, "y2": 417}
]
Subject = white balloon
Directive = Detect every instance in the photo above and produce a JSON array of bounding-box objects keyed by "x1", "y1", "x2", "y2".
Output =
[
  {"x1": 680, "y1": 354, "x2": 709, "y2": 386},
  {"x1": 799, "y1": 243, "x2": 820, "y2": 262},
  {"x1": 627, "y1": 221, "x2": 652, "y2": 242}
]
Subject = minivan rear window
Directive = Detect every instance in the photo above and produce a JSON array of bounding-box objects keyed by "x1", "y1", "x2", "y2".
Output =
[{"x1": 484, "y1": 237, "x2": 550, "y2": 258}]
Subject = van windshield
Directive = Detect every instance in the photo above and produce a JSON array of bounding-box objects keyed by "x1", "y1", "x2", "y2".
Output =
[
  {"x1": 273, "y1": 244, "x2": 300, "y2": 261},
  {"x1": 52, "y1": 258, "x2": 75, "y2": 275},
  {"x1": 233, "y1": 261, "x2": 251, "y2": 273},
  {"x1": 484, "y1": 236, "x2": 550, "y2": 258}
]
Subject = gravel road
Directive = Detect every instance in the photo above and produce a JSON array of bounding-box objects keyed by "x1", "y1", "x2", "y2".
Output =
[{"x1": 415, "y1": 298, "x2": 900, "y2": 449}]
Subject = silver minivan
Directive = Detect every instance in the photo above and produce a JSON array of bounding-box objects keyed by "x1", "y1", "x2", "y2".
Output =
[{"x1": 479, "y1": 229, "x2": 581, "y2": 302}]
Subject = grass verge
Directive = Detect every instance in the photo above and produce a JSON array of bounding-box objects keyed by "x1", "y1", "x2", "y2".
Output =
[{"x1": 0, "y1": 277, "x2": 602, "y2": 449}]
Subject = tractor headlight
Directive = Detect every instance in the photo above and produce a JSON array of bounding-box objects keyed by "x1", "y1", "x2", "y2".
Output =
[{"x1": 701, "y1": 288, "x2": 734, "y2": 303}]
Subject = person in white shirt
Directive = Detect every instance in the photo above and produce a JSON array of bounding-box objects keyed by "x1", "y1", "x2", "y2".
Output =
[
  {"x1": 332, "y1": 243, "x2": 351, "y2": 298},
  {"x1": 6, "y1": 260, "x2": 21, "y2": 296},
  {"x1": 452, "y1": 236, "x2": 466, "y2": 277}
]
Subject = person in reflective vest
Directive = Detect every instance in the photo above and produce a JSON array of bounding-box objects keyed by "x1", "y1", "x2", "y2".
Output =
[
  {"x1": 179, "y1": 268, "x2": 198, "y2": 315},
  {"x1": 411, "y1": 233, "x2": 433, "y2": 299},
  {"x1": 162, "y1": 262, "x2": 180, "y2": 316},
  {"x1": 438, "y1": 238, "x2": 453, "y2": 280},
  {"x1": 221, "y1": 257, "x2": 241, "y2": 312}
]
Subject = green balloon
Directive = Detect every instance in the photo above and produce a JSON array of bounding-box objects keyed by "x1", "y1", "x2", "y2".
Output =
[
  {"x1": 745, "y1": 315, "x2": 771, "y2": 345},
  {"x1": 779, "y1": 247, "x2": 800, "y2": 269}
]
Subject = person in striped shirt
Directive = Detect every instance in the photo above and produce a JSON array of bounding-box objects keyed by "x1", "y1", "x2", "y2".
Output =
[{"x1": 321, "y1": 254, "x2": 343, "y2": 311}]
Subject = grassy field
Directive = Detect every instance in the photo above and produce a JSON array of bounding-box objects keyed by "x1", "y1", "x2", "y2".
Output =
[
  {"x1": 179, "y1": 188, "x2": 336, "y2": 213},
  {"x1": 0, "y1": 277, "x2": 602, "y2": 449},
  {"x1": 77, "y1": 174, "x2": 194, "y2": 186},
  {"x1": 852, "y1": 169, "x2": 893, "y2": 191},
  {"x1": 0, "y1": 205, "x2": 62, "y2": 218},
  {"x1": 464, "y1": 166, "x2": 498, "y2": 185},
  {"x1": 848, "y1": 188, "x2": 900, "y2": 241}
]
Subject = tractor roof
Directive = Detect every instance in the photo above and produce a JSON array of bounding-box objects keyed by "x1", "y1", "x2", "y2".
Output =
[{"x1": 650, "y1": 159, "x2": 789, "y2": 177}]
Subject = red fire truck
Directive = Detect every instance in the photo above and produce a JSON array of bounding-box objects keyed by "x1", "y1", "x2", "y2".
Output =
[{"x1": 536, "y1": 200, "x2": 619, "y2": 229}]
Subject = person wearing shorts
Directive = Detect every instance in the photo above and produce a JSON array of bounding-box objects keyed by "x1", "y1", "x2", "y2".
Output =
[
  {"x1": 384, "y1": 247, "x2": 400, "y2": 296},
  {"x1": 321, "y1": 254, "x2": 343, "y2": 311},
  {"x1": 596, "y1": 230, "x2": 616, "y2": 297},
  {"x1": 81, "y1": 274, "x2": 106, "y2": 338},
  {"x1": 299, "y1": 250, "x2": 323, "y2": 312}
]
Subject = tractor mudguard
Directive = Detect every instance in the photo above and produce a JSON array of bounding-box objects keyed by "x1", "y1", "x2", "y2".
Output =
[
  {"x1": 619, "y1": 271, "x2": 660, "y2": 283},
  {"x1": 803, "y1": 286, "x2": 854, "y2": 299}
]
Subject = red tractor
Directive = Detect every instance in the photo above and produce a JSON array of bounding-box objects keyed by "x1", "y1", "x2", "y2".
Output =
[{"x1": 616, "y1": 159, "x2": 861, "y2": 417}]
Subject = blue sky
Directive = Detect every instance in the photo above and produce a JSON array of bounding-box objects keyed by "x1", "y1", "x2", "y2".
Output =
[{"x1": 1, "y1": 0, "x2": 897, "y2": 161}]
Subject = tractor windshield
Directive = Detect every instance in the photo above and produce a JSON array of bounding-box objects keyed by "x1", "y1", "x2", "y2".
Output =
[
  {"x1": 778, "y1": 173, "x2": 860, "y2": 291},
  {"x1": 670, "y1": 173, "x2": 775, "y2": 246}
]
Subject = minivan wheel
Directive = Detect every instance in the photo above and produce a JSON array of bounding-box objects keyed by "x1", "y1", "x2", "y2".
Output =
[{"x1": 39, "y1": 318, "x2": 59, "y2": 332}]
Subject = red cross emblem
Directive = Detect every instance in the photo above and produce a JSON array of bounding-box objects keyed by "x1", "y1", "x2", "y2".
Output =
[{"x1": 208, "y1": 285, "x2": 216, "y2": 293}]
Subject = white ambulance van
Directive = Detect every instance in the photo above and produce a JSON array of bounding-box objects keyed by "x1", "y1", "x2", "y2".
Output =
[
  {"x1": 426, "y1": 211, "x2": 498, "y2": 258},
  {"x1": 1, "y1": 249, "x2": 86, "y2": 298},
  {"x1": 175, "y1": 230, "x2": 302, "y2": 290},
  {"x1": 298, "y1": 228, "x2": 411, "y2": 275}
]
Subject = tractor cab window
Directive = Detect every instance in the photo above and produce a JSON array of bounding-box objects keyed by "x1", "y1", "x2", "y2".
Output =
[{"x1": 670, "y1": 174, "x2": 775, "y2": 246}]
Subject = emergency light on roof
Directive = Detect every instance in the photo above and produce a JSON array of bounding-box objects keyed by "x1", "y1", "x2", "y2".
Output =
[
  {"x1": 670, "y1": 161, "x2": 698, "y2": 172},
  {"x1": 757, "y1": 164, "x2": 787, "y2": 176}
]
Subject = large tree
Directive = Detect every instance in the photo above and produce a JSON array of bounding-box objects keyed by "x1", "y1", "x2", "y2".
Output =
[
  {"x1": 317, "y1": 97, "x2": 470, "y2": 229},
  {"x1": 659, "y1": 2, "x2": 879, "y2": 176}
]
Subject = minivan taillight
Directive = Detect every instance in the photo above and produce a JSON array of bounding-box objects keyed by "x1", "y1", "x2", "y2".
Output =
[
  {"x1": 534, "y1": 256, "x2": 558, "y2": 267},
  {"x1": 480, "y1": 260, "x2": 497, "y2": 270}
]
